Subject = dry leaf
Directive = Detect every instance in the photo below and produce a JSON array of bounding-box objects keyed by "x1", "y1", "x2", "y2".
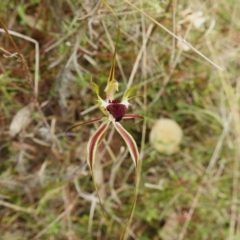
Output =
[
  {"x1": 9, "y1": 103, "x2": 34, "y2": 138},
  {"x1": 149, "y1": 118, "x2": 183, "y2": 155}
]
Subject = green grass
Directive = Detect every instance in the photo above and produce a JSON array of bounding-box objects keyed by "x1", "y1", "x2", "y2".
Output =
[{"x1": 1, "y1": 0, "x2": 240, "y2": 239}]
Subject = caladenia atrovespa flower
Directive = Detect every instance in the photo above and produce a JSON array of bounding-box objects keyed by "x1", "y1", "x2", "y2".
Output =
[{"x1": 85, "y1": 79, "x2": 143, "y2": 171}]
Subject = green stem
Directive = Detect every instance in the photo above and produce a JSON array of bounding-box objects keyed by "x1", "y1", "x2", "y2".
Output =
[
  {"x1": 120, "y1": 167, "x2": 139, "y2": 240},
  {"x1": 101, "y1": 0, "x2": 120, "y2": 83}
]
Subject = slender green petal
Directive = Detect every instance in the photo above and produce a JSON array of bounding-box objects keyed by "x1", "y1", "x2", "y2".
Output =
[
  {"x1": 87, "y1": 122, "x2": 110, "y2": 170},
  {"x1": 90, "y1": 80, "x2": 100, "y2": 97},
  {"x1": 91, "y1": 80, "x2": 109, "y2": 115},
  {"x1": 113, "y1": 122, "x2": 139, "y2": 167},
  {"x1": 122, "y1": 84, "x2": 140, "y2": 102}
]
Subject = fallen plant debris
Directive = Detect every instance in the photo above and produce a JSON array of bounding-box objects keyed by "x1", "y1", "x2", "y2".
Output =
[{"x1": 9, "y1": 103, "x2": 34, "y2": 138}]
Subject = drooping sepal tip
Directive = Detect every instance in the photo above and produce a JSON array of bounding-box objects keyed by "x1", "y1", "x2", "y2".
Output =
[
  {"x1": 113, "y1": 121, "x2": 139, "y2": 167},
  {"x1": 87, "y1": 122, "x2": 110, "y2": 170}
]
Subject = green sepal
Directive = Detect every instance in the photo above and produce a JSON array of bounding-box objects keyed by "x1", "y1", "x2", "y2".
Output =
[
  {"x1": 90, "y1": 80, "x2": 100, "y2": 98},
  {"x1": 122, "y1": 84, "x2": 140, "y2": 102},
  {"x1": 91, "y1": 79, "x2": 109, "y2": 116},
  {"x1": 104, "y1": 78, "x2": 119, "y2": 100}
]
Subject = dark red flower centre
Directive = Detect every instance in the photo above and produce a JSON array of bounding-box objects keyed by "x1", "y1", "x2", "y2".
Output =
[{"x1": 106, "y1": 100, "x2": 127, "y2": 122}]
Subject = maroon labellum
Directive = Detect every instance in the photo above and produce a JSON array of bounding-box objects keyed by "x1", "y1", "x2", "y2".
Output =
[{"x1": 106, "y1": 100, "x2": 127, "y2": 122}]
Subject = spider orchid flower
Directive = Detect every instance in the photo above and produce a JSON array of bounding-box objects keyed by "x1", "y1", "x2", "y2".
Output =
[
  {"x1": 69, "y1": 77, "x2": 142, "y2": 172},
  {"x1": 87, "y1": 79, "x2": 143, "y2": 170}
]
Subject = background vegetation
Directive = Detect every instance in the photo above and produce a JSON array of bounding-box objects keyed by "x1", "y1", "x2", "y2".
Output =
[{"x1": 1, "y1": 0, "x2": 240, "y2": 239}]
